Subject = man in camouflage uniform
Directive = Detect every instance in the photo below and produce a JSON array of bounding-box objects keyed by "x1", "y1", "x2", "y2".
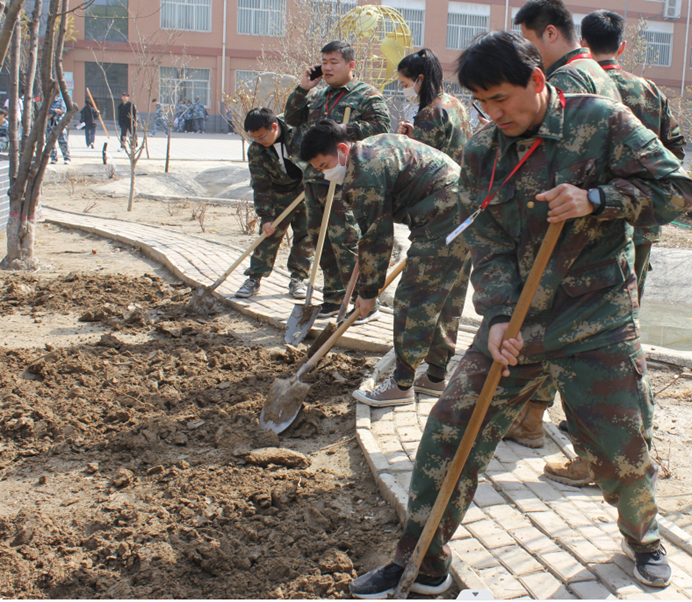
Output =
[
  {"x1": 0, "y1": 109, "x2": 9, "y2": 152},
  {"x1": 150, "y1": 99, "x2": 169, "y2": 136},
  {"x1": 348, "y1": 32, "x2": 692, "y2": 597},
  {"x1": 503, "y1": 0, "x2": 623, "y2": 450},
  {"x1": 300, "y1": 122, "x2": 470, "y2": 406},
  {"x1": 285, "y1": 40, "x2": 390, "y2": 318},
  {"x1": 193, "y1": 97, "x2": 207, "y2": 133},
  {"x1": 47, "y1": 92, "x2": 71, "y2": 164},
  {"x1": 235, "y1": 108, "x2": 312, "y2": 300}
]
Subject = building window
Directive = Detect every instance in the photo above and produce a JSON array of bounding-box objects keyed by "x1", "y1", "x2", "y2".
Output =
[
  {"x1": 643, "y1": 24, "x2": 673, "y2": 67},
  {"x1": 160, "y1": 67, "x2": 211, "y2": 106},
  {"x1": 447, "y1": 2, "x2": 489, "y2": 50},
  {"x1": 382, "y1": 0, "x2": 425, "y2": 47},
  {"x1": 237, "y1": 0, "x2": 285, "y2": 37},
  {"x1": 235, "y1": 69, "x2": 261, "y2": 90},
  {"x1": 85, "y1": 0, "x2": 128, "y2": 42},
  {"x1": 309, "y1": 0, "x2": 357, "y2": 40},
  {"x1": 161, "y1": 0, "x2": 212, "y2": 32}
]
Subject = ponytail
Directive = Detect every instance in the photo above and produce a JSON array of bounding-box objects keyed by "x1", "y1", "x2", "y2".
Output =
[{"x1": 397, "y1": 48, "x2": 443, "y2": 112}]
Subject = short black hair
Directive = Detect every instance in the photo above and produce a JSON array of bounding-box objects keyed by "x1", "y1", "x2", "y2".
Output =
[
  {"x1": 514, "y1": 0, "x2": 578, "y2": 45},
  {"x1": 152, "y1": 98, "x2": 157, "y2": 103},
  {"x1": 581, "y1": 10, "x2": 625, "y2": 55},
  {"x1": 244, "y1": 107, "x2": 278, "y2": 133},
  {"x1": 121, "y1": 92, "x2": 129, "y2": 96},
  {"x1": 0, "y1": 108, "x2": 7, "y2": 117},
  {"x1": 321, "y1": 40, "x2": 355, "y2": 63},
  {"x1": 398, "y1": 48, "x2": 443, "y2": 111},
  {"x1": 299, "y1": 119, "x2": 351, "y2": 162},
  {"x1": 456, "y1": 31, "x2": 544, "y2": 92}
]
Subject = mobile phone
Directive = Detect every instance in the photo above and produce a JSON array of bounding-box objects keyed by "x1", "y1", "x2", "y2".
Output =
[
  {"x1": 310, "y1": 65, "x2": 323, "y2": 80},
  {"x1": 472, "y1": 102, "x2": 486, "y2": 118}
]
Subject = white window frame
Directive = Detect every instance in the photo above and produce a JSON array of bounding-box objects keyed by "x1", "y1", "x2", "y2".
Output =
[
  {"x1": 235, "y1": 69, "x2": 260, "y2": 90},
  {"x1": 446, "y1": 2, "x2": 490, "y2": 50},
  {"x1": 237, "y1": 0, "x2": 286, "y2": 37},
  {"x1": 159, "y1": 66, "x2": 212, "y2": 107},
  {"x1": 382, "y1": 0, "x2": 426, "y2": 47},
  {"x1": 643, "y1": 21, "x2": 674, "y2": 67},
  {"x1": 308, "y1": 0, "x2": 357, "y2": 40},
  {"x1": 160, "y1": 0, "x2": 212, "y2": 32}
]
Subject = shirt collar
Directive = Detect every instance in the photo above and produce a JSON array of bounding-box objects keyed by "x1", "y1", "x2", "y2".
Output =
[
  {"x1": 545, "y1": 47, "x2": 591, "y2": 78},
  {"x1": 597, "y1": 58, "x2": 619, "y2": 68},
  {"x1": 329, "y1": 79, "x2": 357, "y2": 93}
]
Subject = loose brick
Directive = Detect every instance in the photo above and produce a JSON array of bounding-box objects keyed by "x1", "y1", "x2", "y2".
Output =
[
  {"x1": 385, "y1": 451, "x2": 413, "y2": 473},
  {"x1": 466, "y1": 519, "x2": 516, "y2": 550},
  {"x1": 577, "y1": 524, "x2": 620, "y2": 553},
  {"x1": 484, "y1": 505, "x2": 533, "y2": 532},
  {"x1": 557, "y1": 534, "x2": 610, "y2": 564},
  {"x1": 477, "y1": 564, "x2": 530, "y2": 599},
  {"x1": 493, "y1": 545, "x2": 543, "y2": 576},
  {"x1": 461, "y1": 503, "x2": 486, "y2": 525},
  {"x1": 449, "y1": 537, "x2": 499, "y2": 570},
  {"x1": 548, "y1": 501, "x2": 596, "y2": 530},
  {"x1": 528, "y1": 510, "x2": 572, "y2": 539},
  {"x1": 473, "y1": 482, "x2": 507, "y2": 508},
  {"x1": 500, "y1": 482, "x2": 551, "y2": 513},
  {"x1": 524, "y1": 479, "x2": 565, "y2": 503},
  {"x1": 396, "y1": 425, "x2": 423, "y2": 442},
  {"x1": 589, "y1": 562, "x2": 637, "y2": 592},
  {"x1": 520, "y1": 571, "x2": 574, "y2": 599},
  {"x1": 509, "y1": 526, "x2": 561, "y2": 554},
  {"x1": 451, "y1": 525, "x2": 473, "y2": 541},
  {"x1": 569, "y1": 580, "x2": 618, "y2": 599},
  {"x1": 540, "y1": 550, "x2": 595, "y2": 583}
]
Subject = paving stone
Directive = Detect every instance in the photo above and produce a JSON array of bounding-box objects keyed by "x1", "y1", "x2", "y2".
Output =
[
  {"x1": 483, "y1": 505, "x2": 534, "y2": 532},
  {"x1": 523, "y1": 479, "x2": 565, "y2": 503},
  {"x1": 569, "y1": 580, "x2": 618, "y2": 599},
  {"x1": 548, "y1": 500, "x2": 597, "y2": 530},
  {"x1": 461, "y1": 503, "x2": 486, "y2": 525},
  {"x1": 376, "y1": 473, "x2": 408, "y2": 524},
  {"x1": 589, "y1": 562, "x2": 638, "y2": 592},
  {"x1": 449, "y1": 537, "x2": 499, "y2": 570},
  {"x1": 371, "y1": 407, "x2": 394, "y2": 421},
  {"x1": 488, "y1": 471, "x2": 527, "y2": 492},
  {"x1": 499, "y1": 482, "x2": 551, "y2": 513},
  {"x1": 540, "y1": 550, "x2": 596, "y2": 582},
  {"x1": 370, "y1": 420, "x2": 396, "y2": 436},
  {"x1": 477, "y1": 564, "x2": 530, "y2": 599},
  {"x1": 401, "y1": 440, "x2": 419, "y2": 460},
  {"x1": 493, "y1": 544, "x2": 543, "y2": 576},
  {"x1": 484, "y1": 458, "x2": 507, "y2": 475},
  {"x1": 493, "y1": 444, "x2": 522, "y2": 465},
  {"x1": 397, "y1": 425, "x2": 423, "y2": 442},
  {"x1": 384, "y1": 451, "x2": 413, "y2": 473},
  {"x1": 577, "y1": 524, "x2": 620, "y2": 553},
  {"x1": 520, "y1": 571, "x2": 575, "y2": 599},
  {"x1": 393, "y1": 412, "x2": 418, "y2": 427},
  {"x1": 509, "y1": 526, "x2": 561, "y2": 554},
  {"x1": 557, "y1": 534, "x2": 610, "y2": 564},
  {"x1": 394, "y1": 470, "x2": 411, "y2": 493},
  {"x1": 450, "y1": 525, "x2": 473, "y2": 541},
  {"x1": 465, "y1": 519, "x2": 516, "y2": 549},
  {"x1": 528, "y1": 510, "x2": 573, "y2": 539},
  {"x1": 356, "y1": 428, "x2": 389, "y2": 476},
  {"x1": 355, "y1": 401, "x2": 371, "y2": 429},
  {"x1": 377, "y1": 436, "x2": 404, "y2": 454},
  {"x1": 472, "y1": 482, "x2": 506, "y2": 508}
]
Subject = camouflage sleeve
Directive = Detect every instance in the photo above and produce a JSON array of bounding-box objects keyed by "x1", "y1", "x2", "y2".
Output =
[
  {"x1": 284, "y1": 86, "x2": 311, "y2": 128},
  {"x1": 659, "y1": 95, "x2": 686, "y2": 160},
  {"x1": 346, "y1": 186, "x2": 394, "y2": 297},
  {"x1": 600, "y1": 112, "x2": 692, "y2": 227},
  {"x1": 412, "y1": 106, "x2": 447, "y2": 152},
  {"x1": 248, "y1": 146, "x2": 276, "y2": 219},
  {"x1": 548, "y1": 72, "x2": 591, "y2": 94},
  {"x1": 345, "y1": 92, "x2": 391, "y2": 141}
]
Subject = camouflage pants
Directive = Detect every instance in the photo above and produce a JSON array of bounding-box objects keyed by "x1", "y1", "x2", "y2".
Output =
[
  {"x1": 152, "y1": 118, "x2": 169, "y2": 135},
  {"x1": 47, "y1": 124, "x2": 70, "y2": 162},
  {"x1": 634, "y1": 242, "x2": 653, "y2": 303},
  {"x1": 244, "y1": 194, "x2": 313, "y2": 281},
  {"x1": 304, "y1": 181, "x2": 360, "y2": 305},
  {"x1": 394, "y1": 339, "x2": 659, "y2": 576},
  {"x1": 393, "y1": 236, "x2": 471, "y2": 388}
]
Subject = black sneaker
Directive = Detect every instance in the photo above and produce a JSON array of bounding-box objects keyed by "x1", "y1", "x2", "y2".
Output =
[
  {"x1": 235, "y1": 278, "x2": 260, "y2": 298},
  {"x1": 622, "y1": 540, "x2": 672, "y2": 588},
  {"x1": 317, "y1": 302, "x2": 340, "y2": 318},
  {"x1": 345, "y1": 299, "x2": 381, "y2": 325},
  {"x1": 349, "y1": 563, "x2": 452, "y2": 599},
  {"x1": 558, "y1": 420, "x2": 569, "y2": 433}
]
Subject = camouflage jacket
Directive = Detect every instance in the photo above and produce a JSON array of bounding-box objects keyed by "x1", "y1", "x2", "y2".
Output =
[
  {"x1": 193, "y1": 102, "x2": 207, "y2": 119},
  {"x1": 411, "y1": 92, "x2": 472, "y2": 164},
  {"x1": 599, "y1": 58, "x2": 687, "y2": 243},
  {"x1": 0, "y1": 121, "x2": 8, "y2": 152},
  {"x1": 248, "y1": 118, "x2": 304, "y2": 219},
  {"x1": 284, "y1": 79, "x2": 391, "y2": 183},
  {"x1": 341, "y1": 134, "x2": 461, "y2": 297},
  {"x1": 154, "y1": 105, "x2": 165, "y2": 121},
  {"x1": 546, "y1": 48, "x2": 621, "y2": 101},
  {"x1": 458, "y1": 84, "x2": 692, "y2": 360}
]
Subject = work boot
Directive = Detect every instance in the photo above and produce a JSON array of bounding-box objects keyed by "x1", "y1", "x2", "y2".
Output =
[
  {"x1": 503, "y1": 401, "x2": 546, "y2": 448},
  {"x1": 235, "y1": 278, "x2": 260, "y2": 298},
  {"x1": 349, "y1": 562, "x2": 452, "y2": 599},
  {"x1": 317, "y1": 302, "x2": 340, "y2": 318},
  {"x1": 622, "y1": 540, "x2": 672, "y2": 588},
  {"x1": 544, "y1": 456, "x2": 594, "y2": 486},
  {"x1": 353, "y1": 378, "x2": 414, "y2": 407},
  {"x1": 288, "y1": 278, "x2": 307, "y2": 299},
  {"x1": 345, "y1": 299, "x2": 381, "y2": 325},
  {"x1": 413, "y1": 373, "x2": 447, "y2": 397}
]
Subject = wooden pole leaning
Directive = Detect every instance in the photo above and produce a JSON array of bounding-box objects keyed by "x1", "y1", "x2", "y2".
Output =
[{"x1": 86, "y1": 87, "x2": 110, "y2": 138}]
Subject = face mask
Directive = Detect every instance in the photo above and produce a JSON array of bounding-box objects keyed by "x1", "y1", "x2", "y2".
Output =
[
  {"x1": 323, "y1": 150, "x2": 348, "y2": 184},
  {"x1": 402, "y1": 78, "x2": 420, "y2": 104}
]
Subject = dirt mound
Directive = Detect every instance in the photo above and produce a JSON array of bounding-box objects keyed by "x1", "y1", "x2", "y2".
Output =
[{"x1": 0, "y1": 273, "x2": 399, "y2": 598}]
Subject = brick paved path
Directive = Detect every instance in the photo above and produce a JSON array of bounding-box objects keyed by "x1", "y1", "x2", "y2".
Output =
[{"x1": 44, "y1": 207, "x2": 692, "y2": 599}]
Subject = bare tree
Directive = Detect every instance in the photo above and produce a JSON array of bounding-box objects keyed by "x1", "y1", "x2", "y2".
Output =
[
  {"x1": 620, "y1": 18, "x2": 655, "y2": 77},
  {"x1": 2, "y1": 0, "x2": 79, "y2": 270},
  {"x1": 0, "y1": 0, "x2": 25, "y2": 71}
]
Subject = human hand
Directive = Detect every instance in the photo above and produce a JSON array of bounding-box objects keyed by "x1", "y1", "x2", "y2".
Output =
[
  {"x1": 478, "y1": 115, "x2": 489, "y2": 126},
  {"x1": 355, "y1": 295, "x2": 376, "y2": 319},
  {"x1": 535, "y1": 184, "x2": 592, "y2": 223},
  {"x1": 397, "y1": 122, "x2": 413, "y2": 137},
  {"x1": 488, "y1": 322, "x2": 523, "y2": 377},
  {"x1": 262, "y1": 222, "x2": 275, "y2": 236},
  {"x1": 300, "y1": 66, "x2": 321, "y2": 90}
]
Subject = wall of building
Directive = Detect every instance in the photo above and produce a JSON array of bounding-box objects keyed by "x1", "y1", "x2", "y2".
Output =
[{"x1": 0, "y1": 160, "x2": 9, "y2": 231}]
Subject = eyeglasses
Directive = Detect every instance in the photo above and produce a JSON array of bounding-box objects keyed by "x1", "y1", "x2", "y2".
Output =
[{"x1": 248, "y1": 131, "x2": 271, "y2": 143}]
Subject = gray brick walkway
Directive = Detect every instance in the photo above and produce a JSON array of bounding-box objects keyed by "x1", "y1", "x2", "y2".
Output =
[{"x1": 43, "y1": 206, "x2": 692, "y2": 599}]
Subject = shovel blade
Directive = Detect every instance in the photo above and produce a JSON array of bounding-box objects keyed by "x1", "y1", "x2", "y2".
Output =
[
  {"x1": 186, "y1": 287, "x2": 215, "y2": 316},
  {"x1": 307, "y1": 321, "x2": 339, "y2": 358},
  {"x1": 259, "y1": 377, "x2": 311, "y2": 433},
  {"x1": 285, "y1": 303, "x2": 321, "y2": 346}
]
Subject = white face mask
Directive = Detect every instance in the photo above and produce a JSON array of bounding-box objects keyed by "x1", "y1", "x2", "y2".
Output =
[
  {"x1": 402, "y1": 78, "x2": 420, "y2": 104},
  {"x1": 323, "y1": 150, "x2": 348, "y2": 184}
]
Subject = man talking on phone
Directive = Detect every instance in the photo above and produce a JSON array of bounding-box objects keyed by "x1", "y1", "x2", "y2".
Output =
[{"x1": 284, "y1": 41, "x2": 391, "y2": 321}]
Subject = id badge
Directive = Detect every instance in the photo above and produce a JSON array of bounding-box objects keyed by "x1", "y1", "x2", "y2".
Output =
[{"x1": 446, "y1": 209, "x2": 481, "y2": 245}]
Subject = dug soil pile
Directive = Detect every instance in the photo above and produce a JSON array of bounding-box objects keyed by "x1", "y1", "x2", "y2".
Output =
[{"x1": 0, "y1": 272, "x2": 401, "y2": 598}]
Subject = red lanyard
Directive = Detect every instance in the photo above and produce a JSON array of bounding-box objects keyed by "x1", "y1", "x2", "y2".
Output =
[
  {"x1": 602, "y1": 64, "x2": 622, "y2": 70},
  {"x1": 566, "y1": 52, "x2": 592, "y2": 64},
  {"x1": 325, "y1": 89, "x2": 346, "y2": 116}
]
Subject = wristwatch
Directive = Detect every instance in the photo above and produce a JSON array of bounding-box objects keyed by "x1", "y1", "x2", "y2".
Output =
[{"x1": 587, "y1": 187, "x2": 605, "y2": 216}]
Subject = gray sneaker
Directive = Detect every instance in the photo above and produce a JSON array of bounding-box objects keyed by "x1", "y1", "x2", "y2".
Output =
[
  {"x1": 235, "y1": 278, "x2": 260, "y2": 298},
  {"x1": 288, "y1": 278, "x2": 307, "y2": 299},
  {"x1": 345, "y1": 299, "x2": 381, "y2": 325},
  {"x1": 353, "y1": 377, "x2": 414, "y2": 407},
  {"x1": 413, "y1": 373, "x2": 447, "y2": 397}
]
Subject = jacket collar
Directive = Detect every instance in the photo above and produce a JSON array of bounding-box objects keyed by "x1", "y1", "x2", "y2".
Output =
[
  {"x1": 546, "y1": 47, "x2": 591, "y2": 78},
  {"x1": 328, "y1": 78, "x2": 357, "y2": 94},
  {"x1": 597, "y1": 58, "x2": 619, "y2": 68}
]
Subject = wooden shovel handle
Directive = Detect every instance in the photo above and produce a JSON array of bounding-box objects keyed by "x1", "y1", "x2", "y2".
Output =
[
  {"x1": 393, "y1": 221, "x2": 565, "y2": 599},
  {"x1": 297, "y1": 258, "x2": 406, "y2": 379},
  {"x1": 304, "y1": 106, "x2": 352, "y2": 305},
  {"x1": 206, "y1": 191, "x2": 305, "y2": 293},
  {"x1": 86, "y1": 87, "x2": 110, "y2": 138},
  {"x1": 337, "y1": 262, "x2": 359, "y2": 323}
]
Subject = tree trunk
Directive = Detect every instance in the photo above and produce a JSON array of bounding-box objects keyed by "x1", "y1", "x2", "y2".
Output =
[
  {"x1": 128, "y1": 159, "x2": 136, "y2": 211},
  {"x1": 165, "y1": 127, "x2": 171, "y2": 173}
]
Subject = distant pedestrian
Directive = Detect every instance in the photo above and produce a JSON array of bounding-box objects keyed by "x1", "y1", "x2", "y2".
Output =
[
  {"x1": 193, "y1": 97, "x2": 207, "y2": 133},
  {"x1": 226, "y1": 106, "x2": 234, "y2": 134},
  {"x1": 151, "y1": 98, "x2": 168, "y2": 136},
  {"x1": 0, "y1": 109, "x2": 9, "y2": 152},
  {"x1": 80, "y1": 96, "x2": 99, "y2": 149},
  {"x1": 175, "y1": 100, "x2": 185, "y2": 132},
  {"x1": 117, "y1": 92, "x2": 137, "y2": 150},
  {"x1": 47, "y1": 92, "x2": 70, "y2": 164},
  {"x1": 184, "y1": 99, "x2": 194, "y2": 132}
]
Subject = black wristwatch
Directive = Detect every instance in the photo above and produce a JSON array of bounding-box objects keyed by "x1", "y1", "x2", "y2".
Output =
[{"x1": 587, "y1": 187, "x2": 605, "y2": 216}]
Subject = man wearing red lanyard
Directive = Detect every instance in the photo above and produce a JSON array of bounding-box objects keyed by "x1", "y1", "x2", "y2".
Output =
[
  {"x1": 499, "y1": 0, "x2": 623, "y2": 454},
  {"x1": 348, "y1": 32, "x2": 692, "y2": 597},
  {"x1": 284, "y1": 41, "x2": 390, "y2": 320}
]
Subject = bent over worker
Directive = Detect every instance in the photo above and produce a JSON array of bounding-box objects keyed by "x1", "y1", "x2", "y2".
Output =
[
  {"x1": 300, "y1": 123, "x2": 470, "y2": 407},
  {"x1": 348, "y1": 32, "x2": 692, "y2": 598}
]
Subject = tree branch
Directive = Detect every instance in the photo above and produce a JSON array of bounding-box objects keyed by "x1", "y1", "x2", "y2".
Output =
[{"x1": 0, "y1": 0, "x2": 24, "y2": 70}]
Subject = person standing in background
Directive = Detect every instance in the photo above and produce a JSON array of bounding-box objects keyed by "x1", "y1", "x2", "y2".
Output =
[
  {"x1": 117, "y1": 92, "x2": 137, "y2": 150},
  {"x1": 80, "y1": 96, "x2": 99, "y2": 149}
]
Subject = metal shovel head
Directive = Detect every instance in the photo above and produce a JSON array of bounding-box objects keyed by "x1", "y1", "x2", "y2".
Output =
[
  {"x1": 259, "y1": 376, "x2": 311, "y2": 433},
  {"x1": 284, "y1": 303, "x2": 321, "y2": 346},
  {"x1": 307, "y1": 321, "x2": 339, "y2": 358},
  {"x1": 186, "y1": 286, "x2": 215, "y2": 316}
]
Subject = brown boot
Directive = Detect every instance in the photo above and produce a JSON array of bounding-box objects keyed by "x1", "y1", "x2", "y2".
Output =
[
  {"x1": 544, "y1": 456, "x2": 594, "y2": 486},
  {"x1": 503, "y1": 401, "x2": 546, "y2": 448}
]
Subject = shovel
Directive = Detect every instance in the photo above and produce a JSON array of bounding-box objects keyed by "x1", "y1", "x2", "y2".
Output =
[
  {"x1": 284, "y1": 107, "x2": 352, "y2": 346},
  {"x1": 261, "y1": 258, "x2": 406, "y2": 434},
  {"x1": 392, "y1": 221, "x2": 565, "y2": 599},
  {"x1": 186, "y1": 191, "x2": 305, "y2": 316},
  {"x1": 307, "y1": 262, "x2": 359, "y2": 358}
]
